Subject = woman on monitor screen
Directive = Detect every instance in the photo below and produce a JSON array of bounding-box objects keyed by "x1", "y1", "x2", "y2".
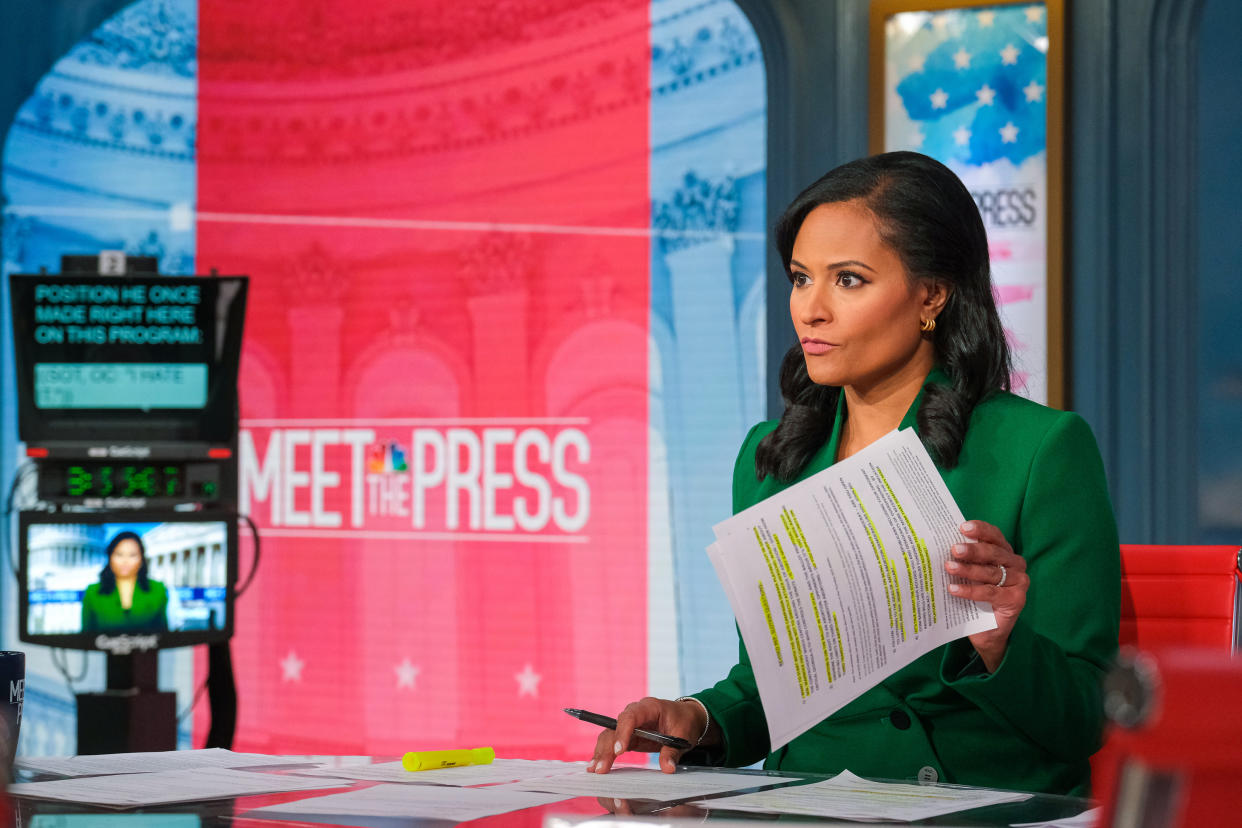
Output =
[{"x1": 81, "y1": 531, "x2": 169, "y2": 633}]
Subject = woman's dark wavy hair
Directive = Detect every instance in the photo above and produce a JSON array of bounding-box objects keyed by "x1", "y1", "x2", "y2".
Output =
[
  {"x1": 754, "y1": 151, "x2": 1011, "y2": 481},
  {"x1": 97, "y1": 531, "x2": 152, "y2": 595}
]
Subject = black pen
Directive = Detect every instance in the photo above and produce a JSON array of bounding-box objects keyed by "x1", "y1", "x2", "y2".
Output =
[{"x1": 562, "y1": 707, "x2": 693, "y2": 751}]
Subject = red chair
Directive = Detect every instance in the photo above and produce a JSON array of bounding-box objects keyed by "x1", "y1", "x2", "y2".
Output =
[
  {"x1": 1090, "y1": 545, "x2": 1242, "y2": 803},
  {"x1": 1116, "y1": 544, "x2": 1241, "y2": 651}
]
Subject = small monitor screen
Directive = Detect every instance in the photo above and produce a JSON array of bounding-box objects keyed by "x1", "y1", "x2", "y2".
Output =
[
  {"x1": 19, "y1": 512, "x2": 236, "y2": 650},
  {"x1": 8, "y1": 274, "x2": 247, "y2": 444}
]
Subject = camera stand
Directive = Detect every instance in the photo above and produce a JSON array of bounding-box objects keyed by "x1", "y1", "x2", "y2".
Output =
[{"x1": 76, "y1": 652, "x2": 176, "y2": 754}]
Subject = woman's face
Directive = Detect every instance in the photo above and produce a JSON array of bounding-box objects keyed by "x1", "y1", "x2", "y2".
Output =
[
  {"x1": 789, "y1": 200, "x2": 941, "y2": 392},
  {"x1": 109, "y1": 538, "x2": 143, "y2": 579}
]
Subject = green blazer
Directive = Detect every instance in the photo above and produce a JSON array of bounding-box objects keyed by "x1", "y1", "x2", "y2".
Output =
[
  {"x1": 81, "y1": 579, "x2": 170, "y2": 633},
  {"x1": 692, "y1": 369, "x2": 1120, "y2": 797}
]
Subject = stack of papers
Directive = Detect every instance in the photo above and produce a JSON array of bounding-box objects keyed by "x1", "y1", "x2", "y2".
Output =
[
  {"x1": 8, "y1": 766, "x2": 353, "y2": 809},
  {"x1": 18, "y1": 747, "x2": 309, "y2": 777},
  {"x1": 246, "y1": 783, "x2": 572, "y2": 822},
  {"x1": 495, "y1": 766, "x2": 800, "y2": 800},
  {"x1": 5, "y1": 748, "x2": 1072, "y2": 825},
  {"x1": 692, "y1": 770, "x2": 1031, "y2": 821},
  {"x1": 707, "y1": 428, "x2": 998, "y2": 748},
  {"x1": 295, "y1": 757, "x2": 589, "y2": 786}
]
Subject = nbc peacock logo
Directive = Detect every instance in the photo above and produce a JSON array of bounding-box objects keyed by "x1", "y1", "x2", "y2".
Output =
[{"x1": 366, "y1": 440, "x2": 408, "y2": 474}]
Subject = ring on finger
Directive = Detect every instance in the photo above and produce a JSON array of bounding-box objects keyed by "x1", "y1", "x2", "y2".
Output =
[{"x1": 995, "y1": 564, "x2": 1008, "y2": 587}]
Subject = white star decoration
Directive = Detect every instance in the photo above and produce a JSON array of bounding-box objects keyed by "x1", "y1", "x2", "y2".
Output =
[
  {"x1": 1000, "y1": 44, "x2": 1020, "y2": 66},
  {"x1": 976, "y1": 84, "x2": 997, "y2": 106},
  {"x1": 977, "y1": 11, "x2": 996, "y2": 27},
  {"x1": 1026, "y1": 6, "x2": 1045, "y2": 23},
  {"x1": 1024, "y1": 80, "x2": 1045, "y2": 102},
  {"x1": 395, "y1": 658, "x2": 420, "y2": 690},
  {"x1": 953, "y1": 48, "x2": 971, "y2": 69},
  {"x1": 280, "y1": 650, "x2": 304, "y2": 683},
  {"x1": 953, "y1": 126, "x2": 972, "y2": 146},
  {"x1": 908, "y1": 127, "x2": 925, "y2": 148},
  {"x1": 932, "y1": 14, "x2": 950, "y2": 31},
  {"x1": 929, "y1": 88, "x2": 949, "y2": 109},
  {"x1": 999, "y1": 122, "x2": 1020, "y2": 143},
  {"x1": 908, "y1": 54, "x2": 926, "y2": 72},
  {"x1": 515, "y1": 663, "x2": 542, "y2": 697}
]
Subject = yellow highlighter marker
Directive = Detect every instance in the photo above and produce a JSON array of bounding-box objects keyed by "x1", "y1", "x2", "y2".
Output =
[{"x1": 402, "y1": 746, "x2": 495, "y2": 772}]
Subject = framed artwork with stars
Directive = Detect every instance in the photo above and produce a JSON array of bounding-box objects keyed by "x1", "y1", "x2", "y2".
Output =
[{"x1": 869, "y1": 0, "x2": 1066, "y2": 409}]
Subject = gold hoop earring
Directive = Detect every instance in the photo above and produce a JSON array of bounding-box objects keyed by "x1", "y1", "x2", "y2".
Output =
[{"x1": 920, "y1": 318, "x2": 937, "y2": 333}]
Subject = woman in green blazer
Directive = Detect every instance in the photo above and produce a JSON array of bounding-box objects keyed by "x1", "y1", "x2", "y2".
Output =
[
  {"x1": 81, "y1": 531, "x2": 170, "y2": 634},
  {"x1": 588, "y1": 152, "x2": 1119, "y2": 797}
]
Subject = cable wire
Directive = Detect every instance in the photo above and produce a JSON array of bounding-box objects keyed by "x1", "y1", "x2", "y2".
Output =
[
  {"x1": 49, "y1": 647, "x2": 90, "y2": 696},
  {"x1": 3, "y1": 462, "x2": 37, "y2": 577},
  {"x1": 177, "y1": 678, "x2": 209, "y2": 724},
  {"x1": 235, "y1": 512, "x2": 261, "y2": 598}
]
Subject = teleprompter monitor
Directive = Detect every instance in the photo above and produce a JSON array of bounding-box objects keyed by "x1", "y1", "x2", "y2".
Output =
[
  {"x1": 18, "y1": 511, "x2": 238, "y2": 651},
  {"x1": 8, "y1": 274, "x2": 247, "y2": 445}
]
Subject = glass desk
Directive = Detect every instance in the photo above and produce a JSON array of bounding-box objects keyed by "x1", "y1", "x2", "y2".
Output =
[{"x1": 10, "y1": 763, "x2": 1095, "y2": 827}]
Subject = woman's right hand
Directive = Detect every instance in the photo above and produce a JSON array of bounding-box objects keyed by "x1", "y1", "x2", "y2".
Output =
[{"x1": 588, "y1": 696, "x2": 708, "y2": 775}]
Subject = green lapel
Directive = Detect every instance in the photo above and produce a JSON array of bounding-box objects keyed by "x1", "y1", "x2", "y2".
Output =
[{"x1": 897, "y1": 365, "x2": 951, "y2": 436}]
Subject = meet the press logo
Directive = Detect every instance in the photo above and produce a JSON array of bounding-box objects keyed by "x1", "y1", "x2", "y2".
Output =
[{"x1": 9, "y1": 678, "x2": 23, "y2": 727}]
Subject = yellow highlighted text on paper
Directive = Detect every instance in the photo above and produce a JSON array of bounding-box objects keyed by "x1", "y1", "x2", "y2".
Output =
[{"x1": 758, "y1": 581, "x2": 783, "y2": 666}]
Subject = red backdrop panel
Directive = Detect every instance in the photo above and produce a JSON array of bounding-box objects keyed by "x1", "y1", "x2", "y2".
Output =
[{"x1": 196, "y1": 0, "x2": 649, "y2": 756}]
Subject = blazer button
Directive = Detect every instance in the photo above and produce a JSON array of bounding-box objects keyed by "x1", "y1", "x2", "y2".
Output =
[{"x1": 889, "y1": 709, "x2": 911, "y2": 730}]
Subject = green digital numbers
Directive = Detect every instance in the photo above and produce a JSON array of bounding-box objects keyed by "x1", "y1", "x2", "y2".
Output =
[
  {"x1": 66, "y1": 465, "x2": 92, "y2": 497},
  {"x1": 123, "y1": 466, "x2": 156, "y2": 497}
]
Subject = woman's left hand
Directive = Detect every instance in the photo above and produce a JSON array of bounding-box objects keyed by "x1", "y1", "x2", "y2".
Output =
[{"x1": 945, "y1": 520, "x2": 1027, "y2": 672}]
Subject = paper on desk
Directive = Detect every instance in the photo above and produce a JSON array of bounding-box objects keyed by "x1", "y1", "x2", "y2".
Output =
[
  {"x1": 295, "y1": 757, "x2": 589, "y2": 785},
  {"x1": 17, "y1": 747, "x2": 309, "y2": 777},
  {"x1": 708, "y1": 428, "x2": 997, "y2": 749},
  {"x1": 694, "y1": 770, "x2": 1030, "y2": 821},
  {"x1": 7, "y1": 766, "x2": 352, "y2": 808},
  {"x1": 1011, "y1": 807, "x2": 1101, "y2": 827},
  {"x1": 495, "y1": 766, "x2": 800, "y2": 800},
  {"x1": 246, "y1": 782, "x2": 571, "y2": 822}
]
